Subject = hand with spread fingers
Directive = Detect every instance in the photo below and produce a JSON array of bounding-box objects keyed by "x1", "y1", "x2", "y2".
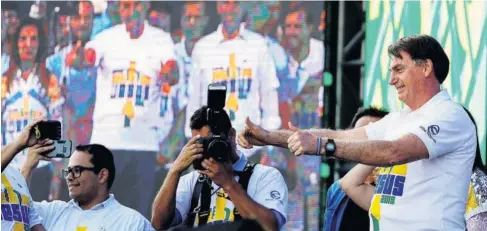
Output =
[
  {"x1": 237, "y1": 117, "x2": 269, "y2": 149},
  {"x1": 199, "y1": 158, "x2": 235, "y2": 189},
  {"x1": 171, "y1": 135, "x2": 204, "y2": 174},
  {"x1": 287, "y1": 122, "x2": 320, "y2": 156}
]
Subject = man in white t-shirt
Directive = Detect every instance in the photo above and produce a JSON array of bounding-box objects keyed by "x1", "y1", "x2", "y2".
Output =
[
  {"x1": 1, "y1": 118, "x2": 51, "y2": 231},
  {"x1": 152, "y1": 106, "x2": 287, "y2": 231},
  {"x1": 238, "y1": 35, "x2": 476, "y2": 231},
  {"x1": 21, "y1": 143, "x2": 154, "y2": 231},
  {"x1": 185, "y1": 1, "x2": 281, "y2": 158},
  {"x1": 82, "y1": 0, "x2": 178, "y2": 217}
]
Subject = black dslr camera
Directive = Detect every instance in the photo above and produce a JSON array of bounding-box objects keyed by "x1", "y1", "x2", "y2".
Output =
[{"x1": 193, "y1": 84, "x2": 233, "y2": 171}]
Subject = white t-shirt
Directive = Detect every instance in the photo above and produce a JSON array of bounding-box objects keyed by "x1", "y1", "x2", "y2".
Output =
[
  {"x1": 185, "y1": 24, "x2": 281, "y2": 138},
  {"x1": 1, "y1": 70, "x2": 64, "y2": 168},
  {"x1": 364, "y1": 90, "x2": 476, "y2": 231},
  {"x1": 34, "y1": 194, "x2": 154, "y2": 231},
  {"x1": 86, "y1": 22, "x2": 175, "y2": 151},
  {"x1": 174, "y1": 153, "x2": 288, "y2": 227},
  {"x1": 1, "y1": 165, "x2": 43, "y2": 230}
]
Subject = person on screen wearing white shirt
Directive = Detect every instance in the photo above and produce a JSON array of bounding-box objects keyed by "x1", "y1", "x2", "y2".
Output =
[
  {"x1": 152, "y1": 106, "x2": 287, "y2": 231},
  {"x1": 238, "y1": 35, "x2": 476, "y2": 231},
  {"x1": 81, "y1": 0, "x2": 179, "y2": 217},
  {"x1": 185, "y1": 1, "x2": 281, "y2": 158},
  {"x1": 1, "y1": 117, "x2": 52, "y2": 231},
  {"x1": 21, "y1": 143, "x2": 154, "y2": 231}
]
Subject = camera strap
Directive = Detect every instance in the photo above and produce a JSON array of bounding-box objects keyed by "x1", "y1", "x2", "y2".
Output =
[{"x1": 186, "y1": 162, "x2": 257, "y2": 227}]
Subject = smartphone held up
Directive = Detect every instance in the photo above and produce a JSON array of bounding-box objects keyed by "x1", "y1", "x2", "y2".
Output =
[{"x1": 33, "y1": 120, "x2": 72, "y2": 158}]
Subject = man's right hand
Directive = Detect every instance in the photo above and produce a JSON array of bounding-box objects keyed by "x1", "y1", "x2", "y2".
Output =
[
  {"x1": 237, "y1": 117, "x2": 269, "y2": 149},
  {"x1": 14, "y1": 117, "x2": 49, "y2": 150},
  {"x1": 171, "y1": 135, "x2": 204, "y2": 174},
  {"x1": 23, "y1": 141, "x2": 55, "y2": 171}
]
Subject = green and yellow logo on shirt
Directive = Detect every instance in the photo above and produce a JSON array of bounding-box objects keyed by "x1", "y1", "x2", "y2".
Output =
[{"x1": 370, "y1": 164, "x2": 408, "y2": 231}]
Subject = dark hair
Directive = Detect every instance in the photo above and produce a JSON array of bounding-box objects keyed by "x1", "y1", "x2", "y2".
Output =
[
  {"x1": 462, "y1": 107, "x2": 486, "y2": 174},
  {"x1": 190, "y1": 106, "x2": 232, "y2": 136},
  {"x1": 349, "y1": 106, "x2": 389, "y2": 128},
  {"x1": 149, "y1": 1, "x2": 171, "y2": 14},
  {"x1": 12, "y1": 18, "x2": 47, "y2": 67},
  {"x1": 286, "y1": 2, "x2": 313, "y2": 25},
  {"x1": 387, "y1": 35, "x2": 450, "y2": 84},
  {"x1": 75, "y1": 144, "x2": 116, "y2": 190}
]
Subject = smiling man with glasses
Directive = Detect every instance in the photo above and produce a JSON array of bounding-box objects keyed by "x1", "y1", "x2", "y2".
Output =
[{"x1": 21, "y1": 144, "x2": 155, "y2": 231}]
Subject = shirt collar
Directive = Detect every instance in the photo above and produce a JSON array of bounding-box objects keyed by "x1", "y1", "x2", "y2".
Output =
[
  {"x1": 232, "y1": 151, "x2": 248, "y2": 172},
  {"x1": 216, "y1": 23, "x2": 247, "y2": 43},
  {"x1": 69, "y1": 194, "x2": 117, "y2": 211},
  {"x1": 404, "y1": 89, "x2": 451, "y2": 113}
]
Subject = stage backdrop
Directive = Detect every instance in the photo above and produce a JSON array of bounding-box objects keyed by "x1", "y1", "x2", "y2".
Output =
[
  {"x1": 1, "y1": 1, "x2": 325, "y2": 231},
  {"x1": 364, "y1": 0, "x2": 487, "y2": 159}
]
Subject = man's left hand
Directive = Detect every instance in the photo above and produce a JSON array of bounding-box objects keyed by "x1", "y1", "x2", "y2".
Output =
[
  {"x1": 287, "y1": 123, "x2": 319, "y2": 156},
  {"x1": 199, "y1": 158, "x2": 235, "y2": 188}
]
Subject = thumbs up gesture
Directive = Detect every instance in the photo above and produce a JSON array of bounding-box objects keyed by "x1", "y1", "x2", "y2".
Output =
[
  {"x1": 237, "y1": 117, "x2": 269, "y2": 149},
  {"x1": 287, "y1": 122, "x2": 319, "y2": 156}
]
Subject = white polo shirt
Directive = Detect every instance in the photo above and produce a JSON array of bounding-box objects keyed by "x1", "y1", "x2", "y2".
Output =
[
  {"x1": 1, "y1": 165, "x2": 43, "y2": 231},
  {"x1": 34, "y1": 194, "x2": 154, "y2": 231},
  {"x1": 364, "y1": 89, "x2": 476, "y2": 231},
  {"x1": 172, "y1": 152, "x2": 288, "y2": 228}
]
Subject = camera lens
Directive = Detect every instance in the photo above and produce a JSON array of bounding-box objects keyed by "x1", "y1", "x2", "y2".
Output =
[{"x1": 208, "y1": 140, "x2": 230, "y2": 162}]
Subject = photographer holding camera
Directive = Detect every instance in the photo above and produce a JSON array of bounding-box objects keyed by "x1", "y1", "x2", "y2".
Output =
[{"x1": 152, "y1": 105, "x2": 288, "y2": 231}]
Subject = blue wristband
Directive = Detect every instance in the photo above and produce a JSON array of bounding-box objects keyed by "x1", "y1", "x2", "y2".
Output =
[{"x1": 316, "y1": 136, "x2": 322, "y2": 156}]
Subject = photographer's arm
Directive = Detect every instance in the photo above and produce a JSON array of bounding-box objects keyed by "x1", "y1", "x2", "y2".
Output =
[
  {"x1": 152, "y1": 136, "x2": 204, "y2": 229},
  {"x1": 223, "y1": 180, "x2": 279, "y2": 231},
  {"x1": 200, "y1": 159, "x2": 286, "y2": 231},
  {"x1": 151, "y1": 169, "x2": 182, "y2": 230}
]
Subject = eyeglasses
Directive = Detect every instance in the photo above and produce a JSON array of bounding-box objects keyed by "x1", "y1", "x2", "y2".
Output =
[{"x1": 62, "y1": 165, "x2": 97, "y2": 178}]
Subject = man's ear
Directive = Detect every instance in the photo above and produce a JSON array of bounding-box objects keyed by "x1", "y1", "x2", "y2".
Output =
[
  {"x1": 98, "y1": 168, "x2": 109, "y2": 185},
  {"x1": 423, "y1": 59, "x2": 434, "y2": 78}
]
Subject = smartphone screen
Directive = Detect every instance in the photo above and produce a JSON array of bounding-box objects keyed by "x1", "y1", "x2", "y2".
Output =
[{"x1": 35, "y1": 120, "x2": 62, "y2": 140}]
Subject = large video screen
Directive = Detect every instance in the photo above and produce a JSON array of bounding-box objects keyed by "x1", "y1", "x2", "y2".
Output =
[{"x1": 1, "y1": 1, "x2": 325, "y2": 230}]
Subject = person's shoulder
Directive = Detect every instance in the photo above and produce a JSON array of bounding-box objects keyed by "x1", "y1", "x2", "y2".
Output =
[
  {"x1": 113, "y1": 200, "x2": 149, "y2": 220},
  {"x1": 111, "y1": 202, "x2": 154, "y2": 230},
  {"x1": 243, "y1": 30, "x2": 267, "y2": 46},
  {"x1": 253, "y1": 164, "x2": 284, "y2": 180}
]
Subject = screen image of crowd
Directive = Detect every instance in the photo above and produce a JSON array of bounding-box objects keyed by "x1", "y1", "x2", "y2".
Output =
[{"x1": 1, "y1": 1, "x2": 325, "y2": 230}]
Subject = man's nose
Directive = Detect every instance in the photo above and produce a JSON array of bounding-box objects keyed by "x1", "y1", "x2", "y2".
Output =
[{"x1": 389, "y1": 74, "x2": 397, "y2": 85}]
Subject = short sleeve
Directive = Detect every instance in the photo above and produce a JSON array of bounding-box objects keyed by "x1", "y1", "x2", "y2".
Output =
[
  {"x1": 28, "y1": 197, "x2": 43, "y2": 228},
  {"x1": 258, "y1": 44, "x2": 279, "y2": 92},
  {"x1": 175, "y1": 172, "x2": 196, "y2": 222},
  {"x1": 408, "y1": 108, "x2": 475, "y2": 159},
  {"x1": 364, "y1": 113, "x2": 396, "y2": 140},
  {"x1": 252, "y1": 167, "x2": 288, "y2": 224},
  {"x1": 130, "y1": 213, "x2": 156, "y2": 231},
  {"x1": 85, "y1": 30, "x2": 110, "y2": 66}
]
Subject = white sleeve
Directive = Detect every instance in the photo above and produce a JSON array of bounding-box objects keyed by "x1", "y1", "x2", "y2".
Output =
[
  {"x1": 408, "y1": 108, "x2": 476, "y2": 159},
  {"x1": 252, "y1": 167, "x2": 288, "y2": 222},
  {"x1": 364, "y1": 113, "x2": 396, "y2": 140},
  {"x1": 185, "y1": 48, "x2": 204, "y2": 138},
  {"x1": 124, "y1": 212, "x2": 156, "y2": 231},
  {"x1": 85, "y1": 31, "x2": 109, "y2": 66},
  {"x1": 34, "y1": 200, "x2": 67, "y2": 227},
  {"x1": 258, "y1": 44, "x2": 281, "y2": 130},
  {"x1": 175, "y1": 173, "x2": 196, "y2": 222}
]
